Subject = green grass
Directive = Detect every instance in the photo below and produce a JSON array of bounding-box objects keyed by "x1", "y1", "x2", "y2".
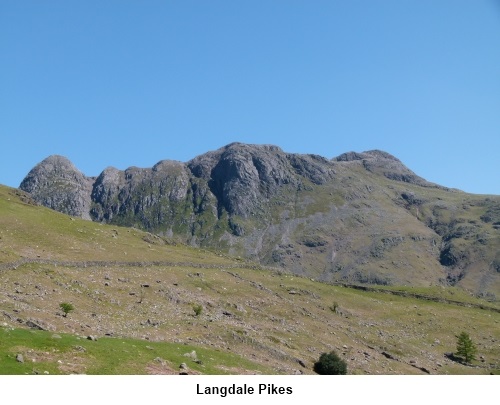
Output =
[
  {"x1": 353, "y1": 285, "x2": 500, "y2": 310},
  {"x1": 0, "y1": 185, "x2": 237, "y2": 265},
  {"x1": 0, "y1": 326, "x2": 272, "y2": 375}
]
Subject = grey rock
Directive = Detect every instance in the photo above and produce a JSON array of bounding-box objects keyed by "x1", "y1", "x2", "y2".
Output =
[
  {"x1": 287, "y1": 153, "x2": 334, "y2": 184},
  {"x1": 183, "y1": 350, "x2": 198, "y2": 360},
  {"x1": 90, "y1": 161, "x2": 192, "y2": 227},
  {"x1": 16, "y1": 354, "x2": 24, "y2": 363},
  {"x1": 333, "y1": 151, "x2": 372, "y2": 162},
  {"x1": 20, "y1": 155, "x2": 94, "y2": 219},
  {"x1": 26, "y1": 320, "x2": 46, "y2": 330},
  {"x1": 189, "y1": 143, "x2": 298, "y2": 218}
]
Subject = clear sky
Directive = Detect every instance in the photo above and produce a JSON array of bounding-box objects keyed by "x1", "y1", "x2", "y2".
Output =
[{"x1": 1, "y1": 0, "x2": 499, "y2": 195}]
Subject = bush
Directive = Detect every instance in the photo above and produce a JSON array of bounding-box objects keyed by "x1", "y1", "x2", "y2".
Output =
[
  {"x1": 193, "y1": 304, "x2": 203, "y2": 316},
  {"x1": 59, "y1": 302, "x2": 74, "y2": 317},
  {"x1": 313, "y1": 351, "x2": 347, "y2": 375},
  {"x1": 329, "y1": 301, "x2": 339, "y2": 313}
]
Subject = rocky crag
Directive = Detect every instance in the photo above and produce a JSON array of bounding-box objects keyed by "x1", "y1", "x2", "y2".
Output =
[
  {"x1": 20, "y1": 155, "x2": 95, "y2": 220},
  {"x1": 20, "y1": 143, "x2": 500, "y2": 298}
]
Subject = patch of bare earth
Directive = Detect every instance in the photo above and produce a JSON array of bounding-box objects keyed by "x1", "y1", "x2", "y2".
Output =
[{"x1": 58, "y1": 357, "x2": 87, "y2": 374}]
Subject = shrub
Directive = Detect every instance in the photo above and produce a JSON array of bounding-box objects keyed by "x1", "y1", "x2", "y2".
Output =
[
  {"x1": 313, "y1": 350, "x2": 347, "y2": 375},
  {"x1": 59, "y1": 302, "x2": 74, "y2": 317},
  {"x1": 193, "y1": 304, "x2": 203, "y2": 316},
  {"x1": 330, "y1": 301, "x2": 339, "y2": 313}
]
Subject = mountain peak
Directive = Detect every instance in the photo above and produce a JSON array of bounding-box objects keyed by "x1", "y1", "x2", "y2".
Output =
[
  {"x1": 221, "y1": 142, "x2": 284, "y2": 153},
  {"x1": 333, "y1": 149, "x2": 400, "y2": 162},
  {"x1": 334, "y1": 149, "x2": 441, "y2": 188},
  {"x1": 20, "y1": 155, "x2": 93, "y2": 219},
  {"x1": 363, "y1": 150, "x2": 401, "y2": 161}
]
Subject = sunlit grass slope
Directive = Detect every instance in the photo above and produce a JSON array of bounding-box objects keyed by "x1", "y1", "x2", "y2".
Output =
[{"x1": 0, "y1": 185, "x2": 499, "y2": 375}]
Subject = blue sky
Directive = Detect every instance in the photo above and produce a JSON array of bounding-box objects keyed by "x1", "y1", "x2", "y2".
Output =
[{"x1": 1, "y1": 0, "x2": 499, "y2": 194}]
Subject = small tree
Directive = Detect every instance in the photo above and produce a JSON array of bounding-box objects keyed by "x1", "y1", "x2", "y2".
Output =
[
  {"x1": 59, "y1": 302, "x2": 74, "y2": 318},
  {"x1": 455, "y1": 332, "x2": 477, "y2": 363},
  {"x1": 314, "y1": 351, "x2": 347, "y2": 375}
]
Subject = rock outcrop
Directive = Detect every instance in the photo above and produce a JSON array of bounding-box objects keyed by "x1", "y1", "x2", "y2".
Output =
[
  {"x1": 189, "y1": 143, "x2": 317, "y2": 217},
  {"x1": 19, "y1": 155, "x2": 94, "y2": 219}
]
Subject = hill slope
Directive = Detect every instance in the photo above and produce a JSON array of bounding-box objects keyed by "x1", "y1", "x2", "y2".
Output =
[
  {"x1": 1, "y1": 184, "x2": 499, "y2": 375},
  {"x1": 19, "y1": 143, "x2": 500, "y2": 298}
]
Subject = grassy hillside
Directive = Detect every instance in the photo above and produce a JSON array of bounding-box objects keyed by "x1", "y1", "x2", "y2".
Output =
[
  {"x1": 0, "y1": 186, "x2": 235, "y2": 265},
  {"x1": 1, "y1": 185, "x2": 499, "y2": 375}
]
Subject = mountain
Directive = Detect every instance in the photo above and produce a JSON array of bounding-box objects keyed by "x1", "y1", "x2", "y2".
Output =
[{"x1": 20, "y1": 143, "x2": 500, "y2": 298}]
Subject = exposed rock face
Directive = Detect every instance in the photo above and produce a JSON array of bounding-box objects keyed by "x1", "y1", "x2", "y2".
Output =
[
  {"x1": 19, "y1": 155, "x2": 93, "y2": 219},
  {"x1": 19, "y1": 143, "x2": 500, "y2": 297},
  {"x1": 90, "y1": 161, "x2": 193, "y2": 230},
  {"x1": 287, "y1": 153, "x2": 334, "y2": 185},
  {"x1": 190, "y1": 143, "x2": 299, "y2": 217}
]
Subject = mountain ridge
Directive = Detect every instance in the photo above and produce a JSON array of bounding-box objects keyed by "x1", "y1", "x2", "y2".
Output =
[{"x1": 19, "y1": 143, "x2": 500, "y2": 298}]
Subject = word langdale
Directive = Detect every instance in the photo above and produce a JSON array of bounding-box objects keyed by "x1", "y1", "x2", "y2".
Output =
[{"x1": 196, "y1": 383, "x2": 293, "y2": 397}]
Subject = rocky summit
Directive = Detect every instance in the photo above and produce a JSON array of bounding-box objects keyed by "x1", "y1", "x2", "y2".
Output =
[{"x1": 20, "y1": 143, "x2": 500, "y2": 298}]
